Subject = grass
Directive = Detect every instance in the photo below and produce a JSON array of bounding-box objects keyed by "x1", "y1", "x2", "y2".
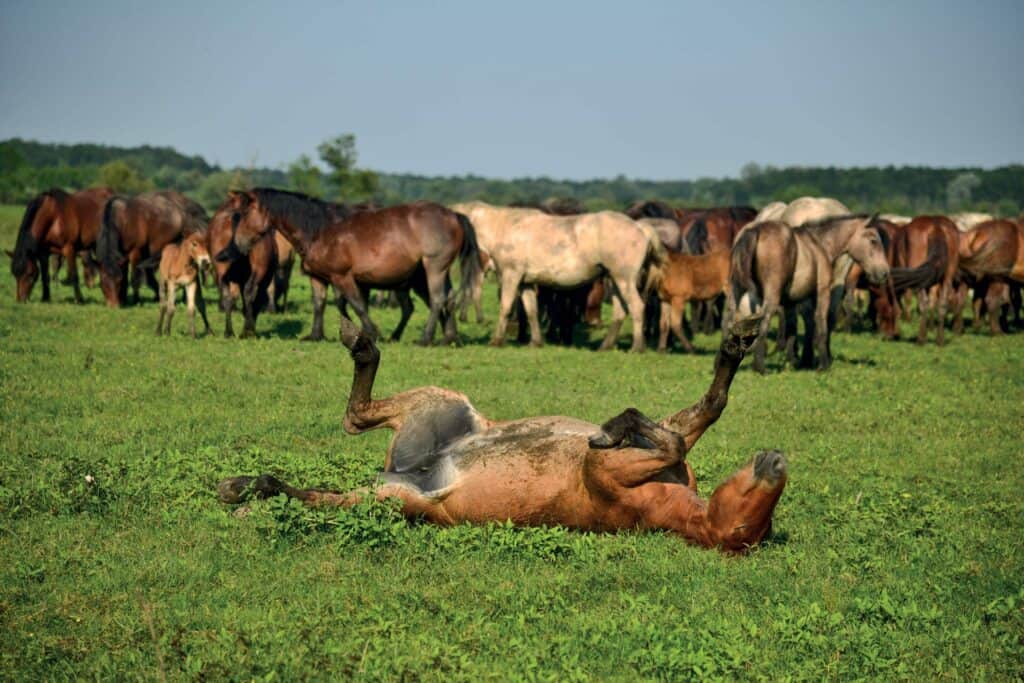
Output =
[{"x1": 1, "y1": 202, "x2": 1022, "y2": 680}]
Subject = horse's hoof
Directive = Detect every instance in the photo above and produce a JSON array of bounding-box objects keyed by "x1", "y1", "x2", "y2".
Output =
[
  {"x1": 301, "y1": 333, "x2": 325, "y2": 343},
  {"x1": 489, "y1": 338, "x2": 505, "y2": 347}
]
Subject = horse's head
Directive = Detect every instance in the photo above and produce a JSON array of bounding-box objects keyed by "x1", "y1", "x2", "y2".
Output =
[
  {"x1": 9, "y1": 249, "x2": 39, "y2": 302},
  {"x1": 216, "y1": 191, "x2": 266, "y2": 262},
  {"x1": 706, "y1": 450, "x2": 788, "y2": 553},
  {"x1": 847, "y1": 215, "x2": 890, "y2": 285},
  {"x1": 185, "y1": 232, "x2": 211, "y2": 271}
]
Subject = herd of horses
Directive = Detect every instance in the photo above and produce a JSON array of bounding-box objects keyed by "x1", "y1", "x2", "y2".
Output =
[{"x1": 8, "y1": 187, "x2": 1024, "y2": 552}]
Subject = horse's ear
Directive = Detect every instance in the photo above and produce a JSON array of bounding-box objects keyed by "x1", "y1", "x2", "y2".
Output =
[{"x1": 867, "y1": 212, "x2": 880, "y2": 225}]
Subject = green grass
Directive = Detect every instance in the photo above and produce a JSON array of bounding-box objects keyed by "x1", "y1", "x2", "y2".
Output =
[{"x1": 1, "y1": 203, "x2": 1022, "y2": 680}]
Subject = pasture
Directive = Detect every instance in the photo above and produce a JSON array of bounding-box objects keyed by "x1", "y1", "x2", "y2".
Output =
[{"x1": 0, "y1": 202, "x2": 1022, "y2": 680}]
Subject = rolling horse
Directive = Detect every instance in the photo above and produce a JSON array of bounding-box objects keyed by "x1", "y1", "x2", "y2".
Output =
[
  {"x1": 96, "y1": 191, "x2": 209, "y2": 306},
  {"x1": 219, "y1": 189, "x2": 482, "y2": 345},
  {"x1": 9, "y1": 187, "x2": 114, "y2": 303},
  {"x1": 729, "y1": 214, "x2": 891, "y2": 372},
  {"x1": 218, "y1": 313, "x2": 787, "y2": 554}
]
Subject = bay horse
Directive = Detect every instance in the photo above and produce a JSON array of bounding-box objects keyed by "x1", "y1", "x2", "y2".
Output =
[
  {"x1": 9, "y1": 187, "x2": 114, "y2": 303},
  {"x1": 96, "y1": 191, "x2": 208, "y2": 306},
  {"x1": 656, "y1": 249, "x2": 731, "y2": 353},
  {"x1": 892, "y1": 216, "x2": 961, "y2": 345},
  {"x1": 156, "y1": 232, "x2": 212, "y2": 338},
  {"x1": 452, "y1": 201, "x2": 664, "y2": 352},
  {"x1": 221, "y1": 189, "x2": 481, "y2": 345},
  {"x1": 730, "y1": 214, "x2": 890, "y2": 372},
  {"x1": 218, "y1": 314, "x2": 786, "y2": 554},
  {"x1": 207, "y1": 193, "x2": 277, "y2": 338}
]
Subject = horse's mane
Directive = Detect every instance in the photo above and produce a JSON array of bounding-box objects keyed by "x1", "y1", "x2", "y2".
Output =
[
  {"x1": 10, "y1": 189, "x2": 69, "y2": 276},
  {"x1": 795, "y1": 213, "x2": 869, "y2": 231},
  {"x1": 626, "y1": 200, "x2": 676, "y2": 220},
  {"x1": 729, "y1": 206, "x2": 758, "y2": 223},
  {"x1": 251, "y1": 187, "x2": 336, "y2": 238}
]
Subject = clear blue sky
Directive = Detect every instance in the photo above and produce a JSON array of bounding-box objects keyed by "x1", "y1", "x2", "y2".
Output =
[{"x1": 1, "y1": 1, "x2": 1021, "y2": 179}]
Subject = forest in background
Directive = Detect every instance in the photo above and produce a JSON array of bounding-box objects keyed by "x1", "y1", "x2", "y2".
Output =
[{"x1": 1, "y1": 137, "x2": 1021, "y2": 217}]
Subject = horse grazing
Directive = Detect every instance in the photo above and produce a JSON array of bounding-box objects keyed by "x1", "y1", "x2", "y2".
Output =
[
  {"x1": 96, "y1": 191, "x2": 208, "y2": 306},
  {"x1": 218, "y1": 314, "x2": 785, "y2": 554},
  {"x1": 221, "y1": 189, "x2": 481, "y2": 345},
  {"x1": 9, "y1": 187, "x2": 114, "y2": 303},
  {"x1": 656, "y1": 250, "x2": 731, "y2": 353},
  {"x1": 891, "y1": 216, "x2": 961, "y2": 345},
  {"x1": 156, "y1": 232, "x2": 212, "y2": 338},
  {"x1": 452, "y1": 201, "x2": 664, "y2": 352},
  {"x1": 730, "y1": 214, "x2": 890, "y2": 372},
  {"x1": 207, "y1": 193, "x2": 277, "y2": 338}
]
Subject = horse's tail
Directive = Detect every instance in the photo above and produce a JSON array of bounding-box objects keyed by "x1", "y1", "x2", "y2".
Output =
[
  {"x1": 685, "y1": 217, "x2": 709, "y2": 255},
  {"x1": 10, "y1": 194, "x2": 45, "y2": 276},
  {"x1": 96, "y1": 196, "x2": 127, "y2": 282},
  {"x1": 889, "y1": 229, "x2": 947, "y2": 294},
  {"x1": 730, "y1": 226, "x2": 760, "y2": 309},
  {"x1": 455, "y1": 212, "x2": 483, "y2": 306}
]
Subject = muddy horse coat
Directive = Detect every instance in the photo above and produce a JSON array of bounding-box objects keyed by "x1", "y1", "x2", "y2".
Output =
[{"x1": 218, "y1": 315, "x2": 787, "y2": 553}]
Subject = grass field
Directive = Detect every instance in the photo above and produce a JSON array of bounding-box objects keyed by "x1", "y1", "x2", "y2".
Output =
[{"x1": 1, "y1": 203, "x2": 1022, "y2": 680}]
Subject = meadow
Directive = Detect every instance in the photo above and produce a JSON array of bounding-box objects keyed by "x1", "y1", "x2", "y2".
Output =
[{"x1": 1, "y1": 203, "x2": 1021, "y2": 680}]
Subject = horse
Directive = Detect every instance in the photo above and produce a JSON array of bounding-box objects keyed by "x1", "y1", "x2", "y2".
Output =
[
  {"x1": 207, "y1": 193, "x2": 277, "y2": 338},
  {"x1": 892, "y1": 216, "x2": 961, "y2": 345},
  {"x1": 841, "y1": 218, "x2": 904, "y2": 338},
  {"x1": 267, "y1": 231, "x2": 295, "y2": 314},
  {"x1": 96, "y1": 191, "x2": 208, "y2": 306},
  {"x1": 221, "y1": 189, "x2": 481, "y2": 345},
  {"x1": 958, "y1": 219, "x2": 1024, "y2": 284},
  {"x1": 8, "y1": 187, "x2": 114, "y2": 303},
  {"x1": 452, "y1": 201, "x2": 664, "y2": 352},
  {"x1": 951, "y1": 212, "x2": 994, "y2": 233},
  {"x1": 156, "y1": 232, "x2": 211, "y2": 338},
  {"x1": 730, "y1": 214, "x2": 890, "y2": 372},
  {"x1": 217, "y1": 314, "x2": 786, "y2": 554},
  {"x1": 656, "y1": 249, "x2": 731, "y2": 353}
]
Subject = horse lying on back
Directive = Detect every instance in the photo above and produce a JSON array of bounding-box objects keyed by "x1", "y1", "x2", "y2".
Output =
[{"x1": 218, "y1": 314, "x2": 787, "y2": 554}]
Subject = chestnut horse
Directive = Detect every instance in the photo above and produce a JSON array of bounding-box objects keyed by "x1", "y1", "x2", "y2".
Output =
[
  {"x1": 156, "y1": 232, "x2": 211, "y2": 338},
  {"x1": 221, "y1": 189, "x2": 481, "y2": 345},
  {"x1": 892, "y1": 216, "x2": 961, "y2": 345},
  {"x1": 958, "y1": 219, "x2": 1024, "y2": 284},
  {"x1": 730, "y1": 215, "x2": 890, "y2": 372},
  {"x1": 207, "y1": 194, "x2": 277, "y2": 338},
  {"x1": 96, "y1": 191, "x2": 208, "y2": 306},
  {"x1": 218, "y1": 314, "x2": 786, "y2": 554},
  {"x1": 656, "y1": 250, "x2": 731, "y2": 353},
  {"x1": 9, "y1": 187, "x2": 113, "y2": 303}
]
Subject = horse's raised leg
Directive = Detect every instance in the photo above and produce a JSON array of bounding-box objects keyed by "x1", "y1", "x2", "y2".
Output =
[
  {"x1": 390, "y1": 288, "x2": 415, "y2": 342},
  {"x1": 520, "y1": 286, "x2": 544, "y2": 347},
  {"x1": 491, "y1": 271, "x2": 523, "y2": 346},
  {"x1": 303, "y1": 277, "x2": 329, "y2": 342}
]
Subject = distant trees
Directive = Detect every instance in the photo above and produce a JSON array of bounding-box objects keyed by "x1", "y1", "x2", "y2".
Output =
[
  {"x1": 316, "y1": 134, "x2": 379, "y2": 202},
  {"x1": 96, "y1": 160, "x2": 152, "y2": 194},
  {"x1": 286, "y1": 154, "x2": 322, "y2": 198}
]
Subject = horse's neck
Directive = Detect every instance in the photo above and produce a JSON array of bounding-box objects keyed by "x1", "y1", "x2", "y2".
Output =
[
  {"x1": 805, "y1": 220, "x2": 855, "y2": 264},
  {"x1": 276, "y1": 219, "x2": 312, "y2": 256}
]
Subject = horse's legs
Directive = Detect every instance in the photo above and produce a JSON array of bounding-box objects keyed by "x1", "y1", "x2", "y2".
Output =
[
  {"x1": 751, "y1": 287, "x2": 780, "y2": 374},
  {"x1": 240, "y1": 273, "x2": 260, "y2": 339},
  {"x1": 222, "y1": 282, "x2": 237, "y2": 338},
  {"x1": 156, "y1": 279, "x2": 166, "y2": 336},
  {"x1": 163, "y1": 282, "x2": 176, "y2": 335},
  {"x1": 389, "y1": 288, "x2": 415, "y2": 342},
  {"x1": 333, "y1": 274, "x2": 380, "y2": 340},
  {"x1": 491, "y1": 271, "x2": 522, "y2": 346},
  {"x1": 520, "y1": 286, "x2": 544, "y2": 347},
  {"x1": 600, "y1": 278, "x2": 646, "y2": 352},
  {"x1": 186, "y1": 281, "x2": 199, "y2": 338},
  {"x1": 196, "y1": 282, "x2": 211, "y2": 335},
  {"x1": 670, "y1": 297, "x2": 694, "y2": 352},
  {"x1": 60, "y1": 243, "x2": 83, "y2": 304},
  {"x1": 935, "y1": 281, "x2": 949, "y2": 347},
  {"x1": 783, "y1": 305, "x2": 799, "y2": 367},
  {"x1": 39, "y1": 256, "x2": 51, "y2": 302},
  {"x1": 657, "y1": 301, "x2": 671, "y2": 352},
  {"x1": 598, "y1": 289, "x2": 627, "y2": 352},
  {"x1": 916, "y1": 288, "x2": 930, "y2": 344},
  {"x1": 303, "y1": 277, "x2": 329, "y2": 341},
  {"x1": 416, "y1": 264, "x2": 451, "y2": 346},
  {"x1": 439, "y1": 276, "x2": 459, "y2": 345}
]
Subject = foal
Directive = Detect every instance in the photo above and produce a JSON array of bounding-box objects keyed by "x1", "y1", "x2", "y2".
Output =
[
  {"x1": 657, "y1": 249, "x2": 731, "y2": 352},
  {"x1": 157, "y1": 233, "x2": 212, "y2": 338}
]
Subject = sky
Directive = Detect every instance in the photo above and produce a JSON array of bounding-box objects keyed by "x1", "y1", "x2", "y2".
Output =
[{"x1": 1, "y1": 1, "x2": 1022, "y2": 180}]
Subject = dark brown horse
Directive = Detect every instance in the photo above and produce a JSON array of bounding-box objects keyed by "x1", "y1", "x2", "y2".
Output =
[
  {"x1": 96, "y1": 191, "x2": 208, "y2": 306},
  {"x1": 730, "y1": 215, "x2": 890, "y2": 372},
  {"x1": 218, "y1": 314, "x2": 786, "y2": 554},
  {"x1": 9, "y1": 187, "x2": 114, "y2": 303},
  {"x1": 207, "y1": 193, "x2": 277, "y2": 338},
  {"x1": 891, "y1": 216, "x2": 961, "y2": 345},
  {"x1": 220, "y1": 189, "x2": 481, "y2": 345}
]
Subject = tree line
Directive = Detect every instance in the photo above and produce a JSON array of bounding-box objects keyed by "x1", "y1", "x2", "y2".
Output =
[{"x1": 1, "y1": 136, "x2": 1021, "y2": 217}]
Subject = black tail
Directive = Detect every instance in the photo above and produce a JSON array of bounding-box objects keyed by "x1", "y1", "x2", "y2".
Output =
[
  {"x1": 455, "y1": 212, "x2": 483, "y2": 308},
  {"x1": 11, "y1": 194, "x2": 45, "y2": 276},
  {"x1": 890, "y1": 231, "x2": 947, "y2": 294},
  {"x1": 686, "y1": 217, "x2": 709, "y2": 255},
  {"x1": 97, "y1": 196, "x2": 127, "y2": 281},
  {"x1": 730, "y1": 228, "x2": 760, "y2": 309}
]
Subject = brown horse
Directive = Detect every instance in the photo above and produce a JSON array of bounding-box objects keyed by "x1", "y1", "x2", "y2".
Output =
[
  {"x1": 207, "y1": 193, "x2": 278, "y2": 338},
  {"x1": 221, "y1": 189, "x2": 481, "y2": 345},
  {"x1": 730, "y1": 215, "x2": 890, "y2": 372},
  {"x1": 156, "y1": 232, "x2": 211, "y2": 338},
  {"x1": 958, "y1": 219, "x2": 1024, "y2": 283},
  {"x1": 96, "y1": 191, "x2": 208, "y2": 306},
  {"x1": 892, "y1": 216, "x2": 961, "y2": 345},
  {"x1": 218, "y1": 314, "x2": 785, "y2": 554},
  {"x1": 656, "y1": 250, "x2": 731, "y2": 352},
  {"x1": 9, "y1": 187, "x2": 114, "y2": 303}
]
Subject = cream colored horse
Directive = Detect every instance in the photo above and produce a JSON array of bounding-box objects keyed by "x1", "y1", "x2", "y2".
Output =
[{"x1": 452, "y1": 201, "x2": 663, "y2": 352}]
